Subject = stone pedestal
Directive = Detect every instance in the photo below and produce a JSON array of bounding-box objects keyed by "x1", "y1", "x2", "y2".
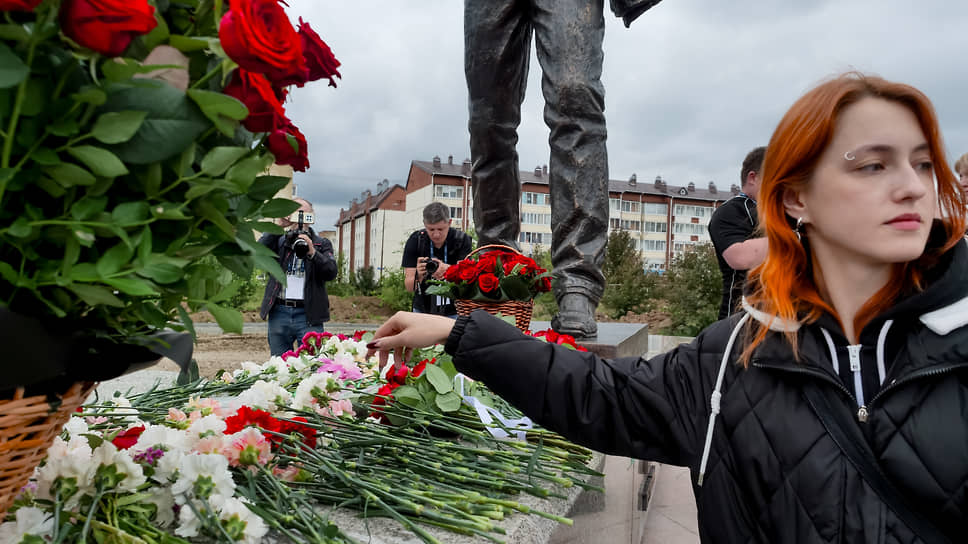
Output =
[{"x1": 529, "y1": 321, "x2": 650, "y2": 359}]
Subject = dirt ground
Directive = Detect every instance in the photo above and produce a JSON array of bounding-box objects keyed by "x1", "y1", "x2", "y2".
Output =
[{"x1": 154, "y1": 296, "x2": 671, "y2": 379}]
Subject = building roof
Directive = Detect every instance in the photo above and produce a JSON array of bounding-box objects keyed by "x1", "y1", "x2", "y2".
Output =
[
  {"x1": 413, "y1": 157, "x2": 735, "y2": 203},
  {"x1": 335, "y1": 181, "x2": 405, "y2": 226}
]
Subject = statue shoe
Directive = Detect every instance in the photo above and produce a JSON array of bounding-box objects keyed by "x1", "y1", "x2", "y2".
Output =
[{"x1": 551, "y1": 294, "x2": 598, "y2": 338}]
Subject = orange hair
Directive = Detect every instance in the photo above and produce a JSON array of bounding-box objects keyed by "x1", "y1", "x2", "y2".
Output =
[{"x1": 741, "y1": 72, "x2": 966, "y2": 364}]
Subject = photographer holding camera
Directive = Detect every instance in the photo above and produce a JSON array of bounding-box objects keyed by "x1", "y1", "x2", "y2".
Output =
[
  {"x1": 258, "y1": 198, "x2": 338, "y2": 355},
  {"x1": 402, "y1": 202, "x2": 473, "y2": 317}
]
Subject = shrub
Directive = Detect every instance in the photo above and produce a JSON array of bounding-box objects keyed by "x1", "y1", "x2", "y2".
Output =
[
  {"x1": 661, "y1": 244, "x2": 721, "y2": 336},
  {"x1": 378, "y1": 267, "x2": 412, "y2": 312},
  {"x1": 601, "y1": 231, "x2": 656, "y2": 318},
  {"x1": 353, "y1": 266, "x2": 379, "y2": 295}
]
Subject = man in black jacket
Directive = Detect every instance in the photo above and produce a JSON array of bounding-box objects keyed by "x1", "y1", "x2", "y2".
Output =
[
  {"x1": 258, "y1": 198, "x2": 338, "y2": 355},
  {"x1": 402, "y1": 202, "x2": 474, "y2": 317}
]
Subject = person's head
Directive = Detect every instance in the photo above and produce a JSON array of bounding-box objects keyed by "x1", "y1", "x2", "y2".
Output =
[
  {"x1": 745, "y1": 72, "x2": 965, "y2": 358},
  {"x1": 955, "y1": 152, "x2": 968, "y2": 193},
  {"x1": 422, "y1": 202, "x2": 451, "y2": 248},
  {"x1": 740, "y1": 146, "x2": 767, "y2": 197}
]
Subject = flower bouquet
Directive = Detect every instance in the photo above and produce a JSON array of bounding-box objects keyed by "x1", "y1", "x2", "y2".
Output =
[
  {"x1": 428, "y1": 244, "x2": 551, "y2": 331},
  {"x1": 0, "y1": 0, "x2": 339, "y2": 517}
]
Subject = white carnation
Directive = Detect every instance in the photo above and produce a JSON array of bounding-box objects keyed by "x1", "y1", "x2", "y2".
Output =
[{"x1": 235, "y1": 379, "x2": 291, "y2": 413}]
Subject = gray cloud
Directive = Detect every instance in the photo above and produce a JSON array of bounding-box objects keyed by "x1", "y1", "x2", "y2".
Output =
[{"x1": 281, "y1": 1, "x2": 968, "y2": 227}]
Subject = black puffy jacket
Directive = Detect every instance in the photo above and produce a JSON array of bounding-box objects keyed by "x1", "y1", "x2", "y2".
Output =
[{"x1": 446, "y1": 241, "x2": 968, "y2": 543}]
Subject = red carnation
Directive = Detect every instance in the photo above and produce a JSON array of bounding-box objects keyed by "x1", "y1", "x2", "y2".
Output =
[
  {"x1": 60, "y1": 0, "x2": 157, "y2": 57},
  {"x1": 219, "y1": 0, "x2": 307, "y2": 85},
  {"x1": 224, "y1": 406, "x2": 281, "y2": 435},
  {"x1": 297, "y1": 17, "x2": 341, "y2": 88},
  {"x1": 267, "y1": 123, "x2": 309, "y2": 171},
  {"x1": 111, "y1": 425, "x2": 145, "y2": 450},
  {"x1": 478, "y1": 273, "x2": 500, "y2": 293},
  {"x1": 278, "y1": 416, "x2": 317, "y2": 449},
  {"x1": 222, "y1": 70, "x2": 289, "y2": 133}
]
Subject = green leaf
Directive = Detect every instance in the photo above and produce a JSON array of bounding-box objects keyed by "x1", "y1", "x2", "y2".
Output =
[
  {"x1": 0, "y1": 24, "x2": 29, "y2": 43},
  {"x1": 31, "y1": 147, "x2": 60, "y2": 166},
  {"x1": 186, "y1": 89, "x2": 247, "y2": 137},
  {"x1": 71, "y1": 196, "x2": 108, "y2": 220},
  {"x1": 201, "y1": 146, "x2": 249, "y2": 176},
  {"x1": 67, "y1": 146, "x2": 129, "y2": 177},
  {"x1": 391, "y1": 385, "x2": 423, "y2": 407},
  {"x1": 44, "y1": 162, "x2": 95, "y2": 187},
  {"x1": 96, "y1": 242, "x2": 134, "y2": 277},
  {"x1": 100, "y1": 80, "x2": 209, "y2": 164},
  {"x1": 104, "y1": 276, "x2": 159, "y2": 296},
  {"x1": 207, "y1": 303, "x2": 242, "y2": 333},
  {"x1": 226, "y1": 154, "x2": 271, "y2": 192},
  {"x1": 69, "y1": 284, "x2": 124, "y2": 307},
  {"x1": 71, "y1": 263, "x2": 99, "y2": 280},
  {"x1": 36, "y1": 177, "x2": 65, "y2": 197},
  {"x1": 0, "y1": 261, "x2": 17, "y2": 284},
  {"x1": 112, "y1": 201, "x2": 150, "y2": 225},
  {"x1": 0, "y1": 43, "x2": 28, "y2": 88},
  {"x1": 102, "y1": 58, "x2": 183, "y2": 82},
  {"x1": 251, "y1": 253, "x2": 285, "y2": 283},
  {"x1": 248, "y1": 175, "x2": 292, "y2": 201},
  {"x1": 173, "y1": 142, "x2": 195, "y2": 177},
  {"x1": 149, "y1": 202, "x2": 189, "y2": 220},
  {"x1": 138, "y1": 262, "x2": 183, "y2": 284},
  {"x1": 500, "y1": 275, "x2": 532, "y2": 300},
  {"x1": 435, "y1": 391, "x2": 462, "y2": 413},
  {"x1": 92, "y1": 111, "x2": 148, "y2": 144},
  {"x1": 260, "y1": 198, "x2": 301, "y2": 218},
  {"x1": 20, "y1": 78, "x2": 49, "y2": 116},
  {"x1": 48, "y1": 119, "x2": 80, "y2": 137},
  {"x1": 145, "y1": 14, "x2": 170, "y2": 51},
  {"x1": 423, "y1": 364, "x2": 453, "y2": 394},
  {"x1": 7, "y1": 217, "x2": 31, "y2": 238},
  {"x1": 169, "y1": 34, "x2": 209, "y2": 52},
  {"x1": 71, "y1": 87, "x2": 107, "y2": 105}
]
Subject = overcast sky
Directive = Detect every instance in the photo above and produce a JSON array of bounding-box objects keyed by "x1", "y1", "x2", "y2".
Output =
[{"x1": 280, "y1": 1, "x2": 968, "y2": 228}]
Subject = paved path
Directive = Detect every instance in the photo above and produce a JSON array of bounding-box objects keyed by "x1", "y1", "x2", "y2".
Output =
[{"x1": 641, "y1": 465, "x2": 700, "y2": 543}]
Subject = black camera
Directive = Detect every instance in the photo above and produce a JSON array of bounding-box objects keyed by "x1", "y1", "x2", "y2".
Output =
[
  {"x1": 424, "y1": 258, "x2": 439, "y2": 276},
  {"x1": 286, "y1": 210, "x2": 313, "y2": 259}
]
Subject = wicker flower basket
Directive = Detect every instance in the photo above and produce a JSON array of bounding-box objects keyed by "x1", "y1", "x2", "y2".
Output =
[
  {"x1": 0, "y1": 381, "x2": 97, "y2": 516},
  {"x1": 454, "y1": 244, "x2": 536, "y2": 332}
]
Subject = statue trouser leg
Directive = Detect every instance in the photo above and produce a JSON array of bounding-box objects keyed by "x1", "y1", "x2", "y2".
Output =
[
  {"x1": 535, "y1": 0, "x2": 608, "y2": 337},
  {"x1": 465, "y1": 0, "x2": 530, "y2": 249}
]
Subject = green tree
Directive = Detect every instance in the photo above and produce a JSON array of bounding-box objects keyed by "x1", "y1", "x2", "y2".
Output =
[
  {"x1": 601, "y1": 231, "x2": 657, "y2": 318},
  {"x1": 661, "y1": 243, "x2": 721, "y2": 336},
  {"x1": 530, "y1": 244, "x2": 558, "y2": 320},
  {"x1": 353, "y1": 266, "x2": 379, "y2": 295},
  {"x1": 379, "y1": 267, "x2": 413, "y2": 312}
]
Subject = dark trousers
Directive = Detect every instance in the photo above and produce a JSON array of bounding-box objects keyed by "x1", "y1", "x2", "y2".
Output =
[
  {"x1": 267, "y1": 305, "x2": 323, "y2": 356},
  {"x1": 465, "y1": 0, "x2": 609, "y2": 302}
]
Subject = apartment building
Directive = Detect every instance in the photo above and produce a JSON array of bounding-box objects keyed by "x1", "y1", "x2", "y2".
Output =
[
  {"x1": 334, "y1": 156, "x2": 739, "y2": 276},
  {"x1": 334, "y1": 180, "x2": 407, "y2": 280}
]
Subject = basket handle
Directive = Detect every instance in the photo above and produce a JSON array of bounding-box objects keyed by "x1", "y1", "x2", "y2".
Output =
[{"x1": 466, "y1": 244, "x2": 524, "y2": 259}]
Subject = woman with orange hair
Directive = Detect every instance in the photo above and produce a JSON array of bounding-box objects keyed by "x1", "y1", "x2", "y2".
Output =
[{"x1": 368, "y1": 73, "x2": 967, "y2": 543}]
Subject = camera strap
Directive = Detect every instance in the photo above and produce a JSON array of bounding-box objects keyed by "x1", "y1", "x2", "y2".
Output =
[{"x1": 427, "y1": 235, "x2": 449, "y2": 310}]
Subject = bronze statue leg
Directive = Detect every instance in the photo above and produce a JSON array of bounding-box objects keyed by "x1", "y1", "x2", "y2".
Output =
[
  {"x1": 465, "y1": 0, "x2": 531, "y2": 249},
  {"x1": 535, "y1": 0, "x2": 608, "y2": 337}
]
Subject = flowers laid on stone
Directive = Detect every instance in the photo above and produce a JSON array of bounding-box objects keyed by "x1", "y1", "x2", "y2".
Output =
[
  {"x1": 429, "y1": 249, "x2": 553, "y2": 302},
  {"x1": 3, "y1": 330, "x2": 601, "y2": 543}
]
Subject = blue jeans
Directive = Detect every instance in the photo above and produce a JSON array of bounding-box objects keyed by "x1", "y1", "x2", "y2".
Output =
[{"x1": 267, "y1": 305, "x2": 323, "y2": 356}]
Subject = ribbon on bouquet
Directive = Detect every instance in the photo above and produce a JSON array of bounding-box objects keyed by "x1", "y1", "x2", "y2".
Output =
[{"x1": 453, "y1": 373, "x2": 533, "y2": 440}]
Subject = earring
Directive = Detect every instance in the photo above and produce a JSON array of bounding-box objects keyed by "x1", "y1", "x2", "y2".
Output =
[
  {"x1": 844, "y1": 151, "x2": 856, "y2": 161},
  {"x1": 794, "y1": 217, "x2": 805, "y2": 242}
]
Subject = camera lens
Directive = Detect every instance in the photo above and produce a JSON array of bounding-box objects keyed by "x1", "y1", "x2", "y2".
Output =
[
  {"x1": 294, "y1": 239, "x2": 310, "y2": 258},
  {"x1": 425, "y1": 260, "x2": 439, "y2": 275}
]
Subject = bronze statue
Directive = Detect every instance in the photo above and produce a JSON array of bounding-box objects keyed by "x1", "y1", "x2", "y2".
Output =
[{"x1": 465, "y1": 0, "x2": 663, "y2": 337}]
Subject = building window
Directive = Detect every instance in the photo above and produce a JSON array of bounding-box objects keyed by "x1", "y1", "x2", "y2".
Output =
[
  {"x1": 640, "y1": 239, "x2": 666, "y2": 252},
  {"x1": 450, "y1": 207, "x2": 463, "y2": 219},
  {"x1": 609, "y1": 218, "x2": 621, "y2": 229},
  {"x1": 436, "y1": 185, "x2": 463, "y2": 199},
  {"x1": 621, "y1": 200, "x2": 641, "y2": 213},
  {"x1": 621, "y1": 220, "x2": 641, "y2": 231},
  {"x1": 642, "y1": 221, "x2": 667, "y2": 233},
  {"x1": 674, "y1": 204, "x2": 711, "y2": 218},
  {"x1": 522, "y1": 212, "x2": 551, "y2": 225},
  {"x1": 644, "y1": 202, "x2": 668, "y2": 216},
  {"x1": 519, "y1": 231, "x2": 548, "y2": 244},
  {"x1": 609, "y1": 198, "x2": 622, "y2": 212},
  {"x1": 523, "y1": 192, "x2": 550, "y2": 206}
]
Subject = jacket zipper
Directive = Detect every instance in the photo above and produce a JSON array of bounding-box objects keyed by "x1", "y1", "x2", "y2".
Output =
[{"x1": 756, "y1": 361, "x2": 967, "y2": 422}]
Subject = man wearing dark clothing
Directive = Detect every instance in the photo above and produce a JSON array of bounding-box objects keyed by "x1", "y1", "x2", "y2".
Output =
[
  {"x1": 708, "y1": 147, "x2": 768, "y2": 319},
  {"x1": 258, "y1": 198, "x2": 338, "y2": 355},
  {"x1": 464, "y1": 0, "x2": 663, "y2": 338},
  {"x1": 402, "y1": 202, "x2": 474, "y2": 317}
]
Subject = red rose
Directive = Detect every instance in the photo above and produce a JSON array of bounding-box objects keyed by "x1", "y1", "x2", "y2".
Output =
[
  {"x1": 111, "y1": 425, "x2": 145, "y2": 450},
  {"x1": 444, "y1": 262, "x2": 462, "y2": 282},
  {"x1": 476, "y1": 253, "x2": 498, "y2": 274},
  {"x1": 391, "y1": 364, "x2": 410, "y2": 385},
  {"x1": 538, "y1": 276, "x2": 552, "y2": 292},
  {"x1": 0, "y1": 0, "x2": 41, "y2": 11},
  {"x1": 457, "y1": 262, "x2": 478, "y2": 282},
  {"x1": 412, "y1": 358, "x2": 434, "y2": 378},
  {"x1": 297, "y1": 17, "x2": 341, "y2": 88},
  {"x1": 60, "y1": 0, "x2": 157, "y2": 57},
  {"x1": 219, "y1": 0, "x2": 307, "y2": 85},
  {"x1": 478, "y1": 273, "x2": 500, "y2": 293},
  {"x1": 267, "y1": 123, "x2": 309, "y2": 171}
]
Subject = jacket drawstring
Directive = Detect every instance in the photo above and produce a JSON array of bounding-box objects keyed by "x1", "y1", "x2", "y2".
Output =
[
  {"x1": 697, "y1": 312, "x2": 750, "y2": 486},
  {"x1": 875, "y1": 320, "x2": 893, "y2": 384},
  {"x1": 821, "y1": 320, "x2": 894, "y2": 405}
]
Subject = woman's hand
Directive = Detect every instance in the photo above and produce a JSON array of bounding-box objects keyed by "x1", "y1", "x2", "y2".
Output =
[{"x1": 366, "y1": 311, "x2": 457, "y2": 370}]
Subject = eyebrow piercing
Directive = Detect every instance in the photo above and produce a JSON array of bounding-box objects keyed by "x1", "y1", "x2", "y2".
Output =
[{"x1": 844, "y1": 151, "x2": 856, "y2": 161}]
